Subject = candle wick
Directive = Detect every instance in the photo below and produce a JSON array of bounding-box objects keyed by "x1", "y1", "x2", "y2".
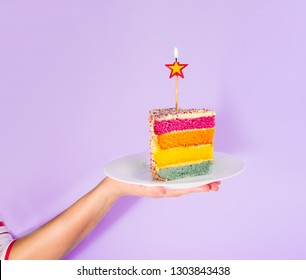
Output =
[{"x1": 175, "y1": 58, "x2": 177, "y2": 62}]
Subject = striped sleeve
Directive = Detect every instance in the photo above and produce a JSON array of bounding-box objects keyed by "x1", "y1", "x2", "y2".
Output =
[{"x1": 0, "y1": 221, "x2": 16, "y2": 260}]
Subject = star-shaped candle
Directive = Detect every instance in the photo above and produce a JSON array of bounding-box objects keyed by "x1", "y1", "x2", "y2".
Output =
[{"x1": 165, "y1": 48, "x2": 188, "y2": 111}]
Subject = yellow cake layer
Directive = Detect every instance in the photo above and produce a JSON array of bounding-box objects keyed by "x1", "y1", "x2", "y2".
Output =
[
  {"x1": 157, "y1": 128, "x2": 215, "y2": 149},
  {"x1": 153, "y1": 144, "x2": 213, "y2": 169}
]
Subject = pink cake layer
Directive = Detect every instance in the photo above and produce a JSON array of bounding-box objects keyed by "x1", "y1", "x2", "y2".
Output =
[{"x1": 154, "y1": 115, "x2": 215, "y2": 135}]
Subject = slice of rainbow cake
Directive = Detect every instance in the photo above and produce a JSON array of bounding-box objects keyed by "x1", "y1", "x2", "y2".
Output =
[{"x1": 149, "y1": 108, "x2": 216, "y2": 181}]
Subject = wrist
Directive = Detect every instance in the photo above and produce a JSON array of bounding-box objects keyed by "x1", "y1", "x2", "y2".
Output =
[{"x1": 98, "y1": 177, "x2": 128, "y2": 200}]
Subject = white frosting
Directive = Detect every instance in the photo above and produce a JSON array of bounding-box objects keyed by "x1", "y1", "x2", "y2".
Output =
[{"x1": 149, "y1": 108, "x2": 215, "y2": 120}]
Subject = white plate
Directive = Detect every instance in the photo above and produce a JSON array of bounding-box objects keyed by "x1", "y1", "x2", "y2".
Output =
[{"x1": 104, "y1": 151, "x2": 246, "y2": 189}]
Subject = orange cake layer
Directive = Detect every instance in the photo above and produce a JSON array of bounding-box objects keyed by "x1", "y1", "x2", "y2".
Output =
[{"x1": 157, "y1": 128, "x2": 215, "y2": 150}]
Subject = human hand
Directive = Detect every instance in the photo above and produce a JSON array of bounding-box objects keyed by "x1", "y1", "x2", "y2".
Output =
[{"x1": 103, "y1": 177, "x2": 220, "y2": 199}]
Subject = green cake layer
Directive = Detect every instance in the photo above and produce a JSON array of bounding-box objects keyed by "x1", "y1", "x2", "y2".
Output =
[{"x1": 157, "y1": 160, "x2": 213, "y2": 180}]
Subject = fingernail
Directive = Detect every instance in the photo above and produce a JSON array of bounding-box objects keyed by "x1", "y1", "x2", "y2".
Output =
[
  {"x1": 156, "y1": 187, "x2": 166, "y2": 196},
  {"x1": 160, "y1": 189, "x2": 166, "y2": 195}
]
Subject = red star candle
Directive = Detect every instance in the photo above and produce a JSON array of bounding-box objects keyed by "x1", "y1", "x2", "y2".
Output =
[{"x1": 165, "y1": 48, "x2": 188, "y2": 111}]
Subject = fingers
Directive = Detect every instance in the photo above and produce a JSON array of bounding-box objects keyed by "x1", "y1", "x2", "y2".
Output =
[
  {"x1": 122, "y1": 181, "x2": 221, "y2": 198},
  {"x1": 132, "y1": 185, "x2": 207, "y2": 198},
  {"x1": 151, "y1": 186, "x2": 167, "y2": 197},
  {"x1": 208, "y1": 181, "x2": 221, "y2": 192},
  {"x1": 164, "y1": 185, "x2": 209, "y2": 197},
  {"x1": 163, "y1": 181, "x2": 221, "y2": 197}
]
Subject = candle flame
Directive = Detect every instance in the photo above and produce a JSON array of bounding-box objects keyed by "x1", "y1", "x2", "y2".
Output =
[{"x1": 174, "y1": 47, "x2": 178, "y2": 59}]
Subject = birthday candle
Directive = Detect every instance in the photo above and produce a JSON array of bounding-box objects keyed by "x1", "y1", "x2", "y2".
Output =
[{"x1": 165, "y1": 48, "x2": 188, "y2": 111}]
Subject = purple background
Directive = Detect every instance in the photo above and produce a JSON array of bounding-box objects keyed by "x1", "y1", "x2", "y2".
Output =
[{"x1": 1, "y1": 0, "x2": 306, "y2": 259}]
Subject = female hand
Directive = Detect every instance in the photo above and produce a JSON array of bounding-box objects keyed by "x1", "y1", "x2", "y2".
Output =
[{"x1": 103, "y1": 177, "x2": 221, "y2": 199}]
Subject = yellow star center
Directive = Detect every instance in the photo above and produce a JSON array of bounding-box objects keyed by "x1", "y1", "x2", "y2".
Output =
[
  {"x1": 169, "y1": 62, "x2": 185, "y2": 75},
  {"x1": 165, "y1": 61, "x2": 188, "y2": 78}
]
